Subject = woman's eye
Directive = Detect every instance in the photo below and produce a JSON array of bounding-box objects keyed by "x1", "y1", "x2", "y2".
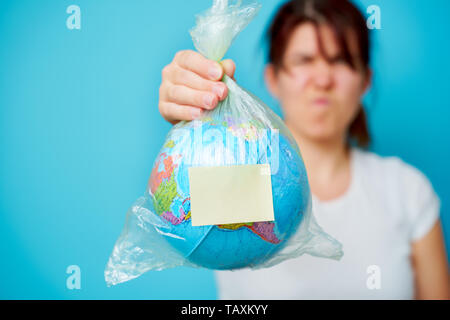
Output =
[
  {"x1": 331, "y1": 56, "x2": 347, "y2": 65},
  {"x1": 293, "y1": 57, "x2": 313, "y2": 65}
]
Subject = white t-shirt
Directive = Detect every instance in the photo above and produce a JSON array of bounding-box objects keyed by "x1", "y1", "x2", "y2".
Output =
[{"x1": 214, "y1": 147, "x2": 441, "y2": 299}]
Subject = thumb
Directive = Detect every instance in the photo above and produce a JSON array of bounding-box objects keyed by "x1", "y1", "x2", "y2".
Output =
[{"x1": 220, "y1": 59, "x2": 236, "y2": 80}]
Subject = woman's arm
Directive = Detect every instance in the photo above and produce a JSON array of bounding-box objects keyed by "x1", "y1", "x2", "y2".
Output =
[{"x1": 411, "y1": 219, "x2": 450, "y2": 299}]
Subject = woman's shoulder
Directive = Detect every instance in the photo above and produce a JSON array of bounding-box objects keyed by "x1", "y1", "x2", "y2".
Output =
[
  {"x1": 352, "y1": 147, "x2": 440, "y2": 241},
  {"x1": 352, "y1": 147, "x2": 431, "y2": 187}
]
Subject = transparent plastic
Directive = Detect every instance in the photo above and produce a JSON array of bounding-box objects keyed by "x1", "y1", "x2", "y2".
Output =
[{"x1": 104, "y1": 0, "x2": 343, "y2": 286}]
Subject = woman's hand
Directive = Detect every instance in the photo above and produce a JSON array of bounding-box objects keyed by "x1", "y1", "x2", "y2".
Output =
[{"x1": 158, "y1": 50, "x2": 236, "y2": 125}]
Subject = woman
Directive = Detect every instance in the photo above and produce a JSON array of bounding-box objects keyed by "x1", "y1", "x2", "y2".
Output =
[{"x1": 158, "y1": 0, "x2": 449, "y2": 299}]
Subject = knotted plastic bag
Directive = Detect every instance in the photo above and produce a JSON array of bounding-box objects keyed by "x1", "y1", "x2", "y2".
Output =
[{"x1": 104, "y1": 0, "x2": 343, "y2": 286}]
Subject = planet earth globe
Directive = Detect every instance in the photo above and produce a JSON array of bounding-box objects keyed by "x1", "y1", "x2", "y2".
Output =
[{"x1": 147, "y1": 112, "x2": 311, "y2": 270}]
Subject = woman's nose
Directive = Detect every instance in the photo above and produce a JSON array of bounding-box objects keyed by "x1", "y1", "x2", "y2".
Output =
[{"x1": 312, "y1": 61, "x2": 333, "y2": 89}]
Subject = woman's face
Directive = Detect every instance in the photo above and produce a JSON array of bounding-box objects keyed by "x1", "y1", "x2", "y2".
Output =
[{"x1": 265, "y1": 22, "x2": 371, "y2": 143}]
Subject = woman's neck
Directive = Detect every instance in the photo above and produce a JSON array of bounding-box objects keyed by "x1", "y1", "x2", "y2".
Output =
[{"x1": 285, "y1": 122, "x2": 351, "y2": 201}]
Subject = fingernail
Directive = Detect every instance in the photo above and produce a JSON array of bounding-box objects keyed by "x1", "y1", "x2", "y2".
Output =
[
  {"x1": 212, "y1": 84, "x2": 226, "y2": 100},
  {"x1": 191, "y1": 108, "x2": 202, "y2": 119},
  {"x1": 203, "y1": 94, "x2": 215, "y2": 109},
  {"x1": 208, "y1": 65, "x2": 222, "y2": 80}
]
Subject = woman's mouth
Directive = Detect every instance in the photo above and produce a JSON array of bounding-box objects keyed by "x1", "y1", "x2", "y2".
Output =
[{"x1": 312, "y1": 97, "x2": 330, "y2": 107}]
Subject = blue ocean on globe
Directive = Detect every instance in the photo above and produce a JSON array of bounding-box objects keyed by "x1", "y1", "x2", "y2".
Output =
[{"x1": 148, "y1": 115, "x2": 310, "y2": 270}]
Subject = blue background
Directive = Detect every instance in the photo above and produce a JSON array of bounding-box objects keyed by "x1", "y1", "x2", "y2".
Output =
[{"x1": 0, "y1": 0, "x2": 449, "y2": 299}]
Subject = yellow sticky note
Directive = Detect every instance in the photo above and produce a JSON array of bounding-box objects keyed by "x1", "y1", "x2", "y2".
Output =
[{"x1": 188, "y1": 164, "x2": 275, "y2": 227}]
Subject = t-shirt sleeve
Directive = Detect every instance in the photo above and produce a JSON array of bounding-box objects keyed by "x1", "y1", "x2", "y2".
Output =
[{"x1": 400, "y1": 161, "x2": 441, "y2": 242}]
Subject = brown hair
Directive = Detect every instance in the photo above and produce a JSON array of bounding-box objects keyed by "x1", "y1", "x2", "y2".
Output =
[{"x1": 267, "y1": 0, "x2": 371, "y2": 148}]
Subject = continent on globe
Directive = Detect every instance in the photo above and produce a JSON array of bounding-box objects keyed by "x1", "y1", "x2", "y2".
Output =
[{"x1": 217, "y1": 222, "x2": 281, "y2": 244}]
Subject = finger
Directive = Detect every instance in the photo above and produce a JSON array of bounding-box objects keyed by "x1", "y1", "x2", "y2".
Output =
[
  {"x1": 164, "y1": 83, "x2": 218, "y2": 110},
  {"x1": 221, "y1": 59, "x2": 236, "y2": 80},
  {"x1": 170, "y1": 65, "x2": 228, "y2": 100},
  {"x1": 174, "y1": 50, "x2": 224, "y2": 81},
  {"x1": 159, "y1": 101, "x2": 204, "y2": 123}
]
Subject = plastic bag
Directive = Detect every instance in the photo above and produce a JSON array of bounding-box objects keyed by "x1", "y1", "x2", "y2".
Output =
[{"x1": 104, "y1": 0, "x2": 343, "y2": 286}]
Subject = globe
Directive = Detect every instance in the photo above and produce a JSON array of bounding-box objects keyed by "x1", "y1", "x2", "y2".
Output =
[{"x1": 147, "y1": 114, "x2": 310, "y2": 270}]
